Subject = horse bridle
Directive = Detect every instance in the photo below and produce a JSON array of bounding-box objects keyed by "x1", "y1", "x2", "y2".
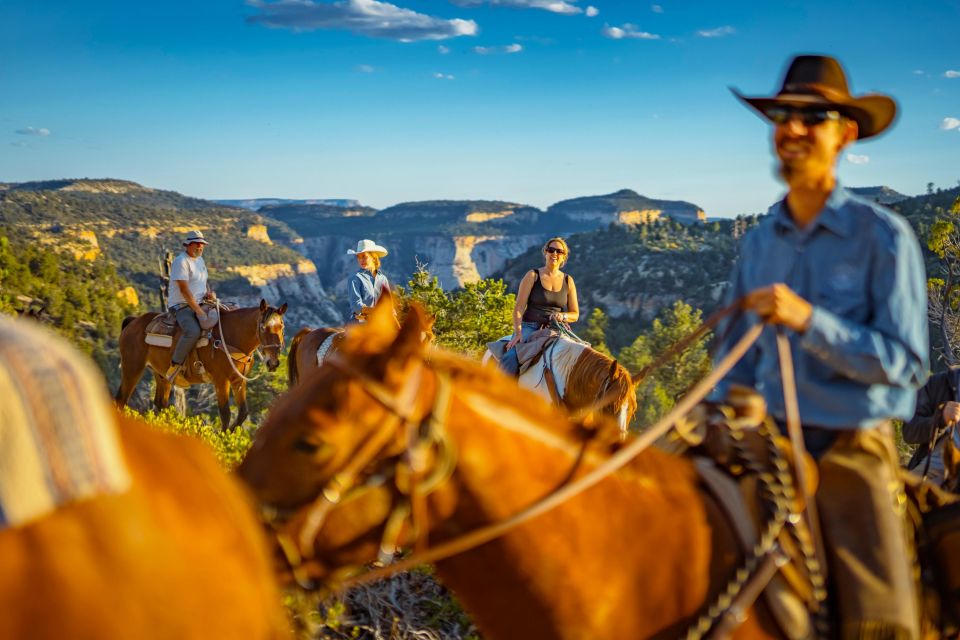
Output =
[{"x1": 262, "y1": 352, "x2": 458, "y2": 590}]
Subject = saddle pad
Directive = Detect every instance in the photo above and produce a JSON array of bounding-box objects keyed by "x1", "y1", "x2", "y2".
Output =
[
  {"x1": 145, "y1": 334, "x2": 209, "y2": 349},
  {"x1": 0, "y1": 317, "x2": 131, "y2": 528},
  {"x1": 316, "y1": 332, "x2": 341, "y2": 366}
]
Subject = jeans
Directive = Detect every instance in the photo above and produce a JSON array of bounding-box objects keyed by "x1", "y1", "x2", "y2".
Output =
[
  {"x1": 499, "y1": 322, "x2": 540, "y2": 376},
  {"x1": 171, "y1": 306, "x2": 202, "y2": 365}
]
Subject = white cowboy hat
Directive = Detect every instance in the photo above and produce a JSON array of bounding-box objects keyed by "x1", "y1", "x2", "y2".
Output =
[
  {"x1": 346, "y1": 239, "x2": 388, "y2": 257},
  {"x1": 182, "y1": 230, "x2": 209, "y2": 246}
]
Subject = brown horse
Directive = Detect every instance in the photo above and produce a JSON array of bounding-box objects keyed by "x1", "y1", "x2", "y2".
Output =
[
  {"x1": 287, "y1": 326, "x2": 344, "y2": 388},
  {"x1": 238, "y1": 304, "x2": 783, "y2": 639},
  {"x1": 115, "y1": 299, "x2": 286, "y2": 429},
  {"x1": 0, "y1": 319, "x2": 288, "y2": 639}
]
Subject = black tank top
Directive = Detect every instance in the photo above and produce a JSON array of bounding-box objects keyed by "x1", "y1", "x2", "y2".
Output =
[{"x1": 523, "y1": 269, "x2": 568, "y2": 325}]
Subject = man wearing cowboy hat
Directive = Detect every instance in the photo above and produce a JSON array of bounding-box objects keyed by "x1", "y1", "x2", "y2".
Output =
[
  {"x1": 346, "y1": 239, "x2": 392, "y2": 322},
  {"x1": 166, "y1": 230, "x2": 216, "y2": 382},
  {"x1": 715, "y1": 55, "x2": 928, "y2": 637}
]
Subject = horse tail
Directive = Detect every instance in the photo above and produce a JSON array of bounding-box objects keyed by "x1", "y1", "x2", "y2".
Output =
[
  {"x1": 288, "y1": 328, "x2": 312, "y2": 388},
  {"x1": 121, "y1": 315, "x2": 136, "y2": 331}
]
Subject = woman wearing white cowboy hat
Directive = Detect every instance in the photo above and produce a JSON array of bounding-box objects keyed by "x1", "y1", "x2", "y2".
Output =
[{"x1": 346, "y1": 239, "x2": 392, "y2": 322}]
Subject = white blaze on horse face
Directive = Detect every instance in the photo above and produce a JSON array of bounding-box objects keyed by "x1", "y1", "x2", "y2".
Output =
[{"x1": 618, "y1": 402, "x2": 629, "y2": 439}]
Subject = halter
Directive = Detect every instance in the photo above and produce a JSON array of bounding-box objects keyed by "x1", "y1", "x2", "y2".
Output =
[{"x1": 213, "y1": 303, "x2": 285, "y2": 382}]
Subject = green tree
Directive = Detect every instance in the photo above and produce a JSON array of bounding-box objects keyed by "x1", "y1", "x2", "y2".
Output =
[
  {"x1": 926, "y1": 196, "x2": 960, "y2": 365},
  {"x1": 397, "y1": 265, "x2": 514, "y2": 357},
  {"x1": 618, "y1": 300, "x2": 711, "y2": 427},
  {"x1": 581, "y1": 307, "x2": 612, "y2": 356}
]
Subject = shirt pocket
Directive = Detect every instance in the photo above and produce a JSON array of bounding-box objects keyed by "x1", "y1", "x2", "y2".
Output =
[{"x1": 816, "y1": 276, "x2": 869, "y2": 323}]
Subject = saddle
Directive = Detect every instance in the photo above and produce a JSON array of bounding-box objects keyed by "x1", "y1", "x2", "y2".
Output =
[
  {"x1": 678, "y1": 391, "x2": 960, "y2": 638},
  {"x1": 144, "y1": 303, "x2": 221, "y2": 348}
]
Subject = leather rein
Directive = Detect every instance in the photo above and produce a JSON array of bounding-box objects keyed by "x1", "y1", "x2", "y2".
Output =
[{"x1": 264, "y1": 300, "x2": 767, "y2": 595}]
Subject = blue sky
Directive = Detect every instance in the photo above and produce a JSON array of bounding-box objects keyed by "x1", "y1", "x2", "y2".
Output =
[{"x1": 2, "y1": 0, "x2": 958, "y2": 216}]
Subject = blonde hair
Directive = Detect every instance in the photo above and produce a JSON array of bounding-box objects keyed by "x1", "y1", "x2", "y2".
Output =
[{"x1": 542, "y1": 237, "x2": 570, "y2": 267}]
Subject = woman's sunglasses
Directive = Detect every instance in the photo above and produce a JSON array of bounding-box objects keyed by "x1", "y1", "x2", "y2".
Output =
[
  {"x1": 545, "y1": 247, "x2": 567, "y2": 255},
  {"x1": 763, "y1": 106, "x2": 842, "y2": 126}
]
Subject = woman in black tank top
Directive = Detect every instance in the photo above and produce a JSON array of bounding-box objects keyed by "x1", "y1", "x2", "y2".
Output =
[{"x1": 500, "y1": 237, "x2": 582, "y2": 375}]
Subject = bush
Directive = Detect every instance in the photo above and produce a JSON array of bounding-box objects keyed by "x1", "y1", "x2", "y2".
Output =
[{"x1": 125, "y1": 406, "x2": 253, "y2": 468}]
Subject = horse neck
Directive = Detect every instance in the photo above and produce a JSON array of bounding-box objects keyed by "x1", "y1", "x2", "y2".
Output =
[
  {"x1": 426, "y1": 381, "x2": 716, "y2": 639},
  {"x1": 220, "y1": 308, "x2": 261, "y2": 353}
]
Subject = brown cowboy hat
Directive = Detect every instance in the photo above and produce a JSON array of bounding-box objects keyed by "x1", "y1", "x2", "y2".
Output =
[{"x1": 731, "y1": 55, "x2": 897, "y2": 140}]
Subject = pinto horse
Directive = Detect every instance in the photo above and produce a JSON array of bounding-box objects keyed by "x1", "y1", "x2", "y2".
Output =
[
  {"x1": 115, "y1": 300, "x2": 286, "y2": 429},
  {"x1": 0, "y1": 318, "x2": 289, "y2": 639},
  {"x1": 239, "y1": 304, "x2": 784, "y2": 640},
  {"x1": 485, "y1": 337, "x2": 637, "y2": 435}
]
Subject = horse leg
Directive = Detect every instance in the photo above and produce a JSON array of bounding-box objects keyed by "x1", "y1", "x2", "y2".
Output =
[
  {"x1": 115, "y1": 354, "x2": 147, "y2": 409},
  {"x1": 214, "y1": 377, "x2": 232, "y2": 431},
  {"x1": 154, "y1": 375, "x2": 173, "y2": 411},
  {"x1": 230, "y1": 380, "x2": 248, "y2": 429}
]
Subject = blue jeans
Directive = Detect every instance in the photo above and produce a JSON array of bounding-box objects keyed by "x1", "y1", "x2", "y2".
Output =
[{"x1": 499, "y1": 322, "x2": 540, "y2": 376}]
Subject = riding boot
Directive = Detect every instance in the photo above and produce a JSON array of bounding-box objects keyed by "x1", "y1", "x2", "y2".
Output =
[{"x1": 165, "y1": 362, "x2": 182, "y2": 383}]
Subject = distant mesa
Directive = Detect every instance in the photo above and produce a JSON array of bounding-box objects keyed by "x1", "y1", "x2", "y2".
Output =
[
  {"x1": 1, "y1": 178, "x2": 153, "y2": 195},
  {"x1": 216, "y1": 198, "x2": 361, "y2": 211},
  {"x1": 548, "y1": 189, "x2": 706, "y2": 226},
  {"x1": 848, "y1": 186, "x2": 908, "y2": 205},
  {"x1": 378, "y1": 200, "x2": 541, "y2": 225}
]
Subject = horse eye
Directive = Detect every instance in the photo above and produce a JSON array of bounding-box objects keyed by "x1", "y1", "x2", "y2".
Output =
[{"x1": 293, "y1": 439, "x2": 322, "y2": 454}]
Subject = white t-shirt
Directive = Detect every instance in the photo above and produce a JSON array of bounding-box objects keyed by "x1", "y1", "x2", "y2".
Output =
[{"x1": 167, "y1": 252, "x2": 208, "y2": 308}]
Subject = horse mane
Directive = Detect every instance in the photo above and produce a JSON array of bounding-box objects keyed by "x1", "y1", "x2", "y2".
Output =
[{"x1": 564, "y1": 346, "x2": 636, "y2": 418}]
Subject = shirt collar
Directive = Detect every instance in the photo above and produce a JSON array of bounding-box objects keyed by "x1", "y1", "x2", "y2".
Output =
[{"x1": 772, "y1": 183, "x2": 853, "y2": 238}]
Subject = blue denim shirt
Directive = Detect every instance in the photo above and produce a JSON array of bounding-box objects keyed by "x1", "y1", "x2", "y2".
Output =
[
  {"x1": 349, "y1": 270, "x2": 391, "y2": 318},
  {"x1": 714, "y1": 186, "x2": 929, "y2": 429}
]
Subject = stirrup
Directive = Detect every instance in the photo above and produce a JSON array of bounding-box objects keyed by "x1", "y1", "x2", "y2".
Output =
[{"x1": 165, "y1": 363, "x2": 183, "y2": 383}]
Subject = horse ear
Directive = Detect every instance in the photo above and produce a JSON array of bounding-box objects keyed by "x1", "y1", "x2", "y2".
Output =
[
  {"x1": 392, "y1": 303, "x2": 428, "y2": 355},
  {"x1": 277, "y1": 303, "x2": 288, "y2": 316},
  {"x1": 259, "y1": 299, "x2": 267, "y2": 313}
]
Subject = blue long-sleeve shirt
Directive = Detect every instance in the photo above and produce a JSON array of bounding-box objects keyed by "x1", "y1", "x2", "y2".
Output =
[
  {"x1": 714, "y1": 185, "x2": 929, "y2": 429},
  {"x1": 348, "y1": 270, "x2": 391, "y2": 319}
]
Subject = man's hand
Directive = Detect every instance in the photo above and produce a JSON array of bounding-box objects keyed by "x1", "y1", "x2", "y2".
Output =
[
  {"x1": 943, "y1": 401, "x2": 960, "y2": 425},
  {"x1": 203, "y1": 291, "x2": 216, "y2": 302},
  {"x1": 743, "y1": 284, "x2": 813, "y2": 333}
]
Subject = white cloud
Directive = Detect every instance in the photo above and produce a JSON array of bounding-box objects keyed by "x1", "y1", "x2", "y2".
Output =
[
  {"x1": 438, "y1": 44, "x2": 451, "y2": 54},
  {"x1": 474, "y1": 43, "x2": 523, "y2": 54},
  {"x1": 433, "y1": 72, "x2": 455, "y2": 80},
  {"x1": 356, "y1": 64, "x2": 376, "y2": 72},
  {"x1": 585, "y1": 5, "x2": 598, "y2": 16},
  {"x1": 940, "y1": 117, "x2": 960, "y2": 130},
  {"x1": 449, "y1": 0, "x2": 583, "y2": 14},
  {"x1": 10, "y1": 141, "x2": 29, "y2": 148},
  {"x1": 846, "y1": 153, "x2": 870, "y2": 165},
  {"x1": 247, "y1": 0, "x2": 478, "y2": 42},
  {"x1": 602, "y1": 23, "x2": 660, "y2": 40},
  {"x1": 945, "y1": 70, "x2": 960, "y2": 79},
  {"x1": 913, "y1": 69, "x2": 925, "y2": 75},
  {"x1": 696, "y1": 25, "x2": 735, "y2": 38},
  {"x1": 651, "y1": 4, "x2": 663, "y2": 12},
  {"x1": 15, "y1": 127, "x2": 50, "y2": 136}
]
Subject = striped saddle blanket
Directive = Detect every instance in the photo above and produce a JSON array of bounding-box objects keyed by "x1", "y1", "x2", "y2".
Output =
[{"x1": 0, "y1": 317, "x2": 130, "y2": 529}]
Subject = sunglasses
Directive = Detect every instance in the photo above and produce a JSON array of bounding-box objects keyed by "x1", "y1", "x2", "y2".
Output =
[
  {"x1": 544, "y1": 247, "x2": 567, "y2": 255},
  {"x1": 763, "y1": 106, "x2": 842, "y2": 126}
]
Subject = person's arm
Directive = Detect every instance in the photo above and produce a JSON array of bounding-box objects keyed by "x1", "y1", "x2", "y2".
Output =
[
  {"x1": 561, "y1": 275, "x2": 580, "y2": 324},
  {"x1": 797, "y1": 223, "x2": 928, "y2": 388},
  {"x1": 349, "y1": 273, "x2": 367, "y2": 319},
  {"x1": 506, "y1": 271, "x2": 536, "y2": 349},
  {"x1": 902, "y1": 374, "x2": 946, "y2": 445},
  {"x1": 175, "y1": 281, "x2": 205, "y2": 317}
]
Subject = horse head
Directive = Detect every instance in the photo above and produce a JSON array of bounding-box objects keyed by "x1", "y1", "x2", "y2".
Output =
[
  {"x1": 239, "y1": 299, "x2": 444, "y2": 573},
  {"x1": 257, "y1": 299, "x2": 287, "y2": 371}
]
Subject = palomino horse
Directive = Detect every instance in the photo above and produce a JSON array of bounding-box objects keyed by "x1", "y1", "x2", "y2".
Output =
[
  {"x1": 239, "y1": 304, "x2": 783, "y2": 639},
  {"x1": 0, "y1": 318, "x2": 288, "y2": 639},
  {"x1": 115, "y1": 299, "x2": 286, "y2": 429},
  {"x1": 485, "y1": 337, "x2": 637, "y2": 435}
]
